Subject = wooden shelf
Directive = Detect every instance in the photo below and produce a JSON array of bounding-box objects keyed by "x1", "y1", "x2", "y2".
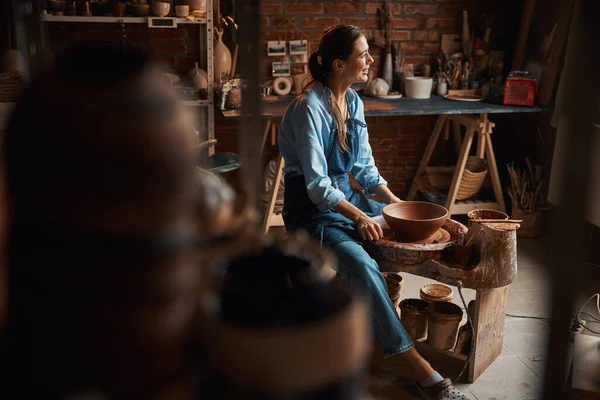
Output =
[
  {"x1": 41, "y1": 15, "x2": 207, "y2": 24},
  {"x1": 181, "y1": 100, "x2": 210, "y2": 107}
]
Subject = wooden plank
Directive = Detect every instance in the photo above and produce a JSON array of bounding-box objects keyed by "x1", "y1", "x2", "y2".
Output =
[
  {"x1": 468, "y1": 286, "x2": 509, "y2": 382},
  {"x1": 270, "y1": 120, "x2": 277, "y2": 146},
  {"x1": 537, "y1": 0, "x2": 576, "y2": 105},
  {"x1": 512, "y1": 0, "x2": 536, "y2": 70},
  {"x1": 476, "y1": 115, "x2": 488, "y2": 158},
  {"x1": 260, "y1": 119, "x2": 272, "y2": 154},
  {"x1": 262, "y1": 155, "x2": 285, "y2": 235},
  {"x1": 571, "y1": 334, "x2": 600, "y2": 399},
  {"x1": 483, "y1": 119, "x2": 507, "y2": 212},
  {"x1": 407, "y1": 115, "x2": 448, "y2": 200},
  {"x1": 445, "y1": 125, "x2": 476, "y2": 213}
]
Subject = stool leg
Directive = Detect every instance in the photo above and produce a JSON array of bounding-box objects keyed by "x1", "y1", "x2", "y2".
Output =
[
  {"x1": 445, "y1": 125, "x2": 476, "y2": 214},
  {"x1": 407, "y1": 115, "x2": 448, "y2": 200},
  {"x1": 262, "y1": 155, "x2": 285, "y2": 235},
  {"x1": 484, "y1": 124, "x2": 506, "y2": 212}
]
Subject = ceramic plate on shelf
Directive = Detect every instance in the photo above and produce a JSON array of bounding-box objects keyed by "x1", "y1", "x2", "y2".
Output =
[
  {"x1": 444, "y1": 94, "x2": 484, "y2": 102},
  {"x1": 375, "y1": 93, "x2": 403, "y2": 100}
]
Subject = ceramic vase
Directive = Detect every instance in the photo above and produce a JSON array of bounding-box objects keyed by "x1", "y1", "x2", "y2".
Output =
[
  {"x1": 382, "y1": 52, "x2": 393, "y2": 88},
  {"x1": 437, "y1": 81, "x2": 448, "y2": 96},
  {"x1": 214, "y1": 29, "x2": 232, "y2": 83}
]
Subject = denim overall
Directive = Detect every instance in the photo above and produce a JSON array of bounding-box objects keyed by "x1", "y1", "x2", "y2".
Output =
[{"x1": 283, "y1": 117, "x2": 414, "y2": 357}]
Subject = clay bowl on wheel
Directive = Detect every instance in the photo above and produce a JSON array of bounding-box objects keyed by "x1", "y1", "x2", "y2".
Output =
[{"x1": 382, "y1": 201, "x2": 449, "y2": 242}]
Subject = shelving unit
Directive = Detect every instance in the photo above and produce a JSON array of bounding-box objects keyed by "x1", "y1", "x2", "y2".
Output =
[{"x1": 41, "y1": 8, "x2": 215, "y2": 155}]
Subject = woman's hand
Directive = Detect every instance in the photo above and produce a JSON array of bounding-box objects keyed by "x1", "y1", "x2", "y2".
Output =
[
  {"x1": 389, "y1": 195, "x2": 403, "y2": 204},
  {"x1": 355, "y1": 215, "x2": 384, "y2": 241}
]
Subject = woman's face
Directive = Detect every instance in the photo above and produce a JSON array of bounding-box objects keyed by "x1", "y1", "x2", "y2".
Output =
[{"x1": 341, "y1": 36, "x2": 374, "y2": 84}]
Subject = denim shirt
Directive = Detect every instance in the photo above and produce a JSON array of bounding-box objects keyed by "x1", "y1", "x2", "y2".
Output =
[{"x1": 278, "y1": 81, "x2": 387, "y2": 211}]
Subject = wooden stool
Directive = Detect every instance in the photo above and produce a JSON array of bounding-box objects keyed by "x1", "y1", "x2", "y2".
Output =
[{"x1": 407, "y1": 113, "x2": 506, "y2": 217}]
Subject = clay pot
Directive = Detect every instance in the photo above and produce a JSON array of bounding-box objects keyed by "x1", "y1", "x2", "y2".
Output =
[
  {"x1": 420, "y1": 283, "x2": 454, "y2": 303},
  {"x1": 399, "y1": 299, "x2": 429, "y2": 340},
  {"x1": 214, "y1": 29, "x2": 232, "y2": 82},
  {"x1": 382, "y1": 272, "x2": 403, "y2": 308},
  {"x1": 512, "y1": 206, "x2": 543, "y2": 238},
  {"x1": 382, "y1": 201, "x2": 448, "y2": 242},
  {"x1": 178, "y1": 0, "x2": 205, "y2": 11},
  {"x1": 467, "y1": 208, "x2": 509, "y2": 227},
  {"x1": 225, "y1": 88, "x2": 242, "y2": 109},
  {"x1": 427, "y1": 301, "x2": 463, "y2": 350},
  {"x1": 151, "y1": 0, "x2": 170, "y2": 16}
]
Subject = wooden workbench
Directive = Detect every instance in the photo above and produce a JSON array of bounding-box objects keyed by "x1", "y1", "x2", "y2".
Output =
[{"x1": 220, "y1": 94, "x2": 543, "y2": 227}]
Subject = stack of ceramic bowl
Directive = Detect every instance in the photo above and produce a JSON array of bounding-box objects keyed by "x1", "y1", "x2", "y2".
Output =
[{"x1": 382, "y1": 272, "x2": 403, "y2": 309}]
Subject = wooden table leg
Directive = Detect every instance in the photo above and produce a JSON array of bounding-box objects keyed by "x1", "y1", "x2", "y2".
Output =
[
  {"x1": 261, "y1": 119, "x2": 272, "y2": 154},
  {"x1": 483, "y1": 117, "x2": 506, "y2": 212},
  {"x1": 262, "y1": 154, "x2": 285, "y2": 235},
  {"x1": 271, "y1": 120, "x2": 277, "y2": 146},
  {"x1": 407, "y1": 115, "x2": 448, "y2": 200},
  {"x1": 445, "y1": 123, "x2": 476, "y2": 214},
  {"x1": 453, "y1": 120, "x2": 462, "y2": 155},
  {"x1": 476, "y1": 114, "x2": 488, "y2": 158},
  {"x1": 469, "y1": 286, "x2": 509, "y2": 382}
]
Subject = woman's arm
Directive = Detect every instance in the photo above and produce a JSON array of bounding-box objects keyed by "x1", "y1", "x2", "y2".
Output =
[
  {"x1": 334, "y1": 199, "x2": 384, "y2": 241},
  {"x1": 369, "y1": 184, "x2": 403, "y2": 204}
]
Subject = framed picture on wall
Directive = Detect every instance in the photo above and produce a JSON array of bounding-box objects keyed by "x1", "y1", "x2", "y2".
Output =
[
  {"x1": 272, "y1": 62, "x2": 291, "y2": 77},
  {"x1": 267, "y1": 41, "x2": 286, "y2": 56},
  {"x1": 289, "y1": 40, "x2": 307, "y2": 55}
]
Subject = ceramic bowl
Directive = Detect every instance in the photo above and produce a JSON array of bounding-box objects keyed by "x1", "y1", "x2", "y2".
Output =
[
  {"x1": 152, "y1": 1, "x2": 170, "y2": 16},
  {"x1": 129, "y1": 4, "x2": 150, "y2": 16},
  {"x1": 48, "y1": 0, "x2": 66, "y2": 11},
  {"x1": 382, "y1": 201, "x2": 448, "y2": 242}
]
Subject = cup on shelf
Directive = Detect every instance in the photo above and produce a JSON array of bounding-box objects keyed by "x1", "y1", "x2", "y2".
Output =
[
  {"x1": 175, "y1": 5, "x2": 189, "y2": 17},
  {"x1": 152, "y1": 1, "x2": 170, "y2": 16}
]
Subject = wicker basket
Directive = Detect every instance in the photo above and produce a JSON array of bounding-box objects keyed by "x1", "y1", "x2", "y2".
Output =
[
  {"x1": 0, "y1": 72, "x2": 22, "y2": 103},
  {"x1": 456, "y1": 157, "x2": 488, "y2": 200}
]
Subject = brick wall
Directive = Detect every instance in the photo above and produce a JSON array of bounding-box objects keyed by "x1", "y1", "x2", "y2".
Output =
[
  {"x1": 256, "y1": 0, "x2": 473, "y2": 195},
  {"x1": 42, "y1": 0, "x2": 477, "y2": 197},
  {"x1": 43, "y1": 22, "x2": 200, "y2": 75}
]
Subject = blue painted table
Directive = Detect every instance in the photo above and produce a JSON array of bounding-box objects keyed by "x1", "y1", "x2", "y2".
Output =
[{"x1": 221, "y1": 95, "x2": 544, "y2": 217}]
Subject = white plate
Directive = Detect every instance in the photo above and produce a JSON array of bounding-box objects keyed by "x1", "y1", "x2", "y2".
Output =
[
  {"x1": 444, "y1": 94, "x2": 484, "y2": 102},
  {"x1": 374, "y1": 94, "x2": 403, "y2": 100}
]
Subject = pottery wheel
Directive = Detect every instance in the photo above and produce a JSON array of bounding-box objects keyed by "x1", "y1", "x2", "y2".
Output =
[{"x1": 389, "y1": 228, "x2": 451, "y2": 245}]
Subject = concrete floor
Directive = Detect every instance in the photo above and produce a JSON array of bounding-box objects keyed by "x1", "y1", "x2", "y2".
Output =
[{"x1": 367, "y1": 236, "x2": 600, "y2": 400}]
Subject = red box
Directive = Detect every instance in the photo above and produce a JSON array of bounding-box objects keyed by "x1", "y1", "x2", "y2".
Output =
[{"x1": 503, "y1": 73, "x2": 536, "y2": 106}]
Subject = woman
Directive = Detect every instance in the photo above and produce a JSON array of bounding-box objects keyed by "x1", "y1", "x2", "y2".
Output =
[{"x1": 278, "y1": 25, "x2": 468, "y2": 400}]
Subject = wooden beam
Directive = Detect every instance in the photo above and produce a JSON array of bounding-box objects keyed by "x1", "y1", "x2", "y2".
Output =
[
  {"x1": 468, "y1": 286, "x2": 509, "y2": 382},
  {"x1": 512, "y1": 0, "x2": 536, "y2": 70}
]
